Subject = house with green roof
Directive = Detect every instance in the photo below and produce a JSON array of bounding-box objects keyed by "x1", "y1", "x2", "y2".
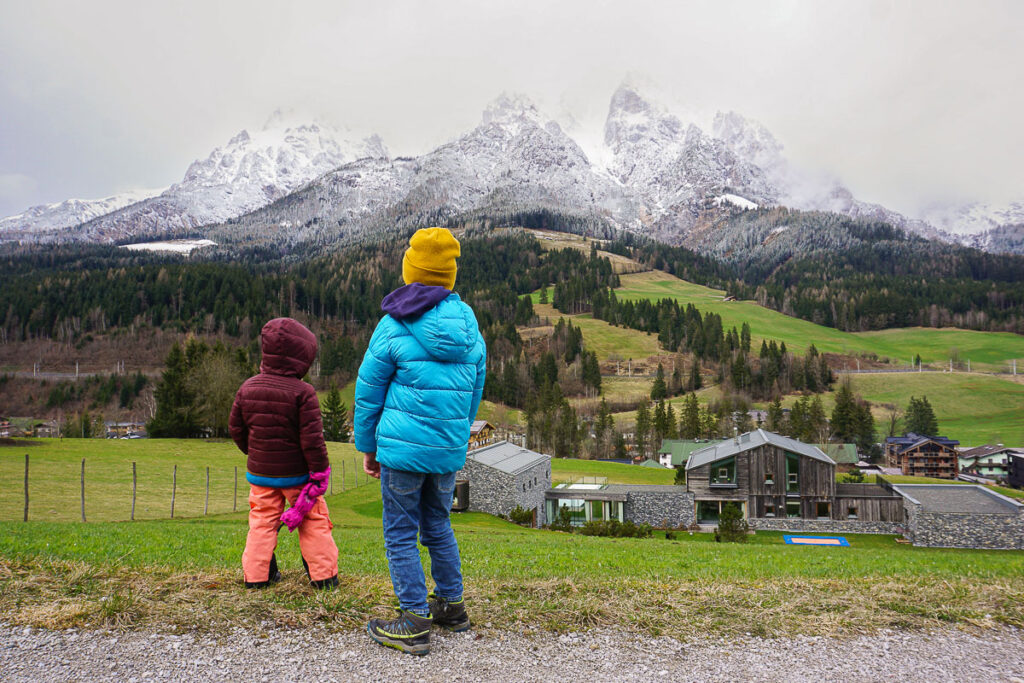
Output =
[
  {"x1": 815, "y1": 443, "x2": 859, "y2": 469},
  {"x1": 658, "y1": 439, "x2": 723, "y2": 469}
]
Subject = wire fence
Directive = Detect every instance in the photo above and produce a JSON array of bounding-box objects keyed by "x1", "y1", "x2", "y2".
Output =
[{"x1": 1, "y1": 453, "x2": 375, "y2": 523}]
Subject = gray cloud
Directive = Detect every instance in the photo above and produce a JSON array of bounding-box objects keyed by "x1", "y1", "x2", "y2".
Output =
[{"x1": 1, "y1": 0, "x2": 1022, "y2": 218}]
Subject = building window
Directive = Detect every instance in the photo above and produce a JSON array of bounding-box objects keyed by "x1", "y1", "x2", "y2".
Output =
[
  {"x1": 764, "y1": 500, "x2": 776, "y2": 517},
  {"x1": 764, "y1": 473, "x2": 774, "y2": 485},
  {"x1": 523, "y1": 483, "x2": 526, "y2": 492},
  {"x1": 847, "y1": 506, "x2": 858, "y2": 519},
  {"x1": 786, "y1": 453, "x2": 800, "y2": 493},
  {"x1": 786, "y1": 501, "x2": 801, "y2": 518},
  {"x1": 709, "y1": 457, "x2": 736, "y2": 486},
  {"x1": 816, "y1": 502, "x2": 830, "y2": 519}
]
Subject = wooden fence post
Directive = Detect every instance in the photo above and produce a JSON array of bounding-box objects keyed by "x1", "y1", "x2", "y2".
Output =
[
  {"x1": 204, "y1": 467, "x2": 210, "y2": 515},
  {"x1": 233, "y1": 466, "x2": 238, "y2": 512},
  {"x1": 80, "y1": 458, "x2": 86, "y2": 523},
  {"x1": 23, "y1": 454, "x2": 29, "y2": 522},
  {"x1": 131, "y1": 461, "x2": 137, "y2": 521},
  {"x1": 171, "y1": 464, "x2": 177, "y2": 519}
]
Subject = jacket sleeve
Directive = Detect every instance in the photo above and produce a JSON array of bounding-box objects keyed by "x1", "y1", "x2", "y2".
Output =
[
  {"x1": 354, "y1": 320, "x2": 396, "y2": 453},
  {"x1": 229, "y1": 388, "x2": 248, "y2": 455},
  {"x1": 467, "y1": 336, "x2": 487, "y2": 425},
  {"x1": 298, "y1": 385, "x2": 330, "y2": 473}
]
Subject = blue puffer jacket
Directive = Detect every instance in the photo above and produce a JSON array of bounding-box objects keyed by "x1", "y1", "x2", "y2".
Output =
[{"x1": 354, "y1": 283, "x2": 486, "y2": 474}]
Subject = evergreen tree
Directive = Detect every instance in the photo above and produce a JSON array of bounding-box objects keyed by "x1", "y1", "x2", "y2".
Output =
[
  {"x1": 767, "y1": 397, "x2": 784, "y2": 432},
  {"x1": 680, "y1": 393, "x2": 700, "y2": 439},
  {"x1": 905, "y1": 395, "x2": 939, "y2": 435},
  {"x1": 740, "y1": 322, "x2": 751, "y2": 353},
  {"x1": 614, "y1": 432, "x2": 627, "y2": 459},
  {"x1": 148, "y1": 343, "x2": 201, "y2": 438},
  {"x1": 651, "y1": 363, "x2": 667, "y2": 401},
  {"x1": 830, "y1": 380, "x2": 858, "y2": 442},
  {"x1": 688, "y1": 360, "x2": 702, "y2": 391},
  {"x1": 665, "y1": 402, "x2": 678, "y2": 439},
  {"x1": 322, "y1": 385, "x2": 350, "y2": 442},
  {"x1": 635, "y1": 402, "x2": 651, "y2": 459}
]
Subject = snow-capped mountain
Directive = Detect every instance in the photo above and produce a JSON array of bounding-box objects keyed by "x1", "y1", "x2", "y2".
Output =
[
  {"x1": 2, "y1": 113, "x2": 388, "y2": 243},
  {"x1": 212, "y1": 94, "x2": 638, "y2": 245},
  {"x1": 4, "y1": 86, "x2": 1022, "y2": 253},
  {"x1": 603, "y1": 86, "x2": 776, "y2": 234},
  {"x1": 0, "y1": 188, "x2": 164, "y2": 240}
]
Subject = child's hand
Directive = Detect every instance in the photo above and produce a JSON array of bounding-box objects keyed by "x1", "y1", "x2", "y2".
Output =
[{"x1": 363, "y1": 452, "x2": 381, "y2": 479}]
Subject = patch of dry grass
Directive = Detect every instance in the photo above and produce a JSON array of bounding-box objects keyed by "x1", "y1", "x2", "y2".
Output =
[{"x1": 2, "y1": 558, "x2": 1020, "y2": 639}]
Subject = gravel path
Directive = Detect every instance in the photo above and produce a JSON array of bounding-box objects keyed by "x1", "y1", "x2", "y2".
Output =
[{"x1": 2, "y1": 622, "x2": 1023, "y2": 682}]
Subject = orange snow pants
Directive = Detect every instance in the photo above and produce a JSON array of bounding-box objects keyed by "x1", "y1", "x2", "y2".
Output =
[{"x1": 242, "y1": 484, "x2": 339, "y2": 583}]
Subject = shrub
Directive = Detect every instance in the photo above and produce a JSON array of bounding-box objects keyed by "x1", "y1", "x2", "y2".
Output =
[
  {"x1": 508, "y1": 505, "x2": 535, "y2": 526},
  {"x1": 578, "y1": 519, "x2": 653, "y2": 538},
  {"x1": 715, "y1": 502, "x2": 749, "y2": 543},
  {"x1": 665, "y1": 530, "x2": 678, "y2": 540},
  {"x1": 548, "y1": 505, "x2": 573, "y2": 532}
]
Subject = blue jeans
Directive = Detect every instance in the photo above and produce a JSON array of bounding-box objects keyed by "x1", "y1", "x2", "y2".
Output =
[{"x1": 380, "y1": 465, "x2": 463, "y2": 615}]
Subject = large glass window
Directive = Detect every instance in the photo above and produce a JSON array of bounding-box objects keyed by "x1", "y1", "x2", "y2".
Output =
[
  {"x1": 786, "y1": 453, "x2": 800, "y2": 493},
  {"x1": 697, "y1": 500, "x2": 720, "y2": 523},
  {"x1": 590, "y1": 500, "x2": 604, "y2": 521},
  {"x1": 786, "y1": 500, "x2": 801, "y2": 518},
  {"x1": 709, "y1": 457, "x2": 737, "y2": 486}
]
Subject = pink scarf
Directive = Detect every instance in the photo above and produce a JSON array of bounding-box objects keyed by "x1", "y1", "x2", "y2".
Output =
[{"x1": 279, "y1": 467, "x2": 331, "y2": 531}]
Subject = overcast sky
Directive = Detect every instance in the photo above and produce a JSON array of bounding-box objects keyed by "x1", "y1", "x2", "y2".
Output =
[{"x1": 1, "y1": 0, "x2": 1021, "y2": 218}]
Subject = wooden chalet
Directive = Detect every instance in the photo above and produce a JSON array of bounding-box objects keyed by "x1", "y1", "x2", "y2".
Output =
[
  {"x1": 884, "y1": 433, "x2": 960, "y2": 479},
  {"x1": 0, "y1": 419, "x2": 10, "y2": 438},
  {"x1": 468, "y1": 420, "x2": 497, "y2": 449},
  {"x1": 686, "y1": 429, "x2": 902, "y2": 524}
]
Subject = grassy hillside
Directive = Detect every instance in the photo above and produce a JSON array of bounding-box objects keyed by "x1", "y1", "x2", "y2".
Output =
[
  {"x1": 616, "y1": 270, "x2": 1024, "y2": 372},
  {"x1": 772, "y1": 373, "x2": 1024, "y2": 446},
  {"x1": 1, "y1": 440, "x2": 1022, "y2": 638}
]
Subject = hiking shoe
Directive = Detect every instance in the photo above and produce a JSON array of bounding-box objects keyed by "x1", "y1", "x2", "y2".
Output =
[
  {"x1": 367, "y1": 609, "x2": 432, "y2": 656},
  {"x1": 310, "y1": 575, "x2": 339, "y2": 590},
  {"x1": 244, "y1": 553, "x2": 282, "y2": 589},
  {"x1": 428, "y1": 592, "x2": 471, "y2": 632}
]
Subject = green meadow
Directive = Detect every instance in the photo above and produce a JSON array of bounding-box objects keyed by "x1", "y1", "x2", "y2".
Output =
[
  {"x1": 0, "y1": 440, "x2": 1021, "y2": 636},
  {"x1": 615, "y1": 270, "x2": 1024, "y2": 371}
]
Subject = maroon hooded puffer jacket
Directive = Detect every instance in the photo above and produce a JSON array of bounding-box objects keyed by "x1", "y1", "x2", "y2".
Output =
[{"x1": 229, "y1": 318, "x2": 329, "y2": 483}]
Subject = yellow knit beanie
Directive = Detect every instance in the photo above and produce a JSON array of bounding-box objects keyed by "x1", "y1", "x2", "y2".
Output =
[{"x1": 402, "y1": 227, "x2": 461, "y2": 290}]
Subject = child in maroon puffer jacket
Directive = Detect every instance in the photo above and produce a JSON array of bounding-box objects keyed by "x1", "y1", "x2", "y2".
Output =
[{"x1": 229, "y1": 317, "x2": 339, "y2": 589}]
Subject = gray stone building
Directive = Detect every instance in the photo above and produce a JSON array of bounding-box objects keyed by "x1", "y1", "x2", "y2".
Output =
[
  {"x1": 456, "y1": 442, "x2": 551, "y2": 527},
  {"x1": 889, "y1": 484, "x2": 1024, "y2": 550},
  {"x1": 545, "y1": 484, "x2": 695, "y2": 529}
]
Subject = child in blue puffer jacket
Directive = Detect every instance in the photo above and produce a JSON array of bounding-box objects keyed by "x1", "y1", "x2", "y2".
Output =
[{"x1": 355, "y1": 227, "x2": 486, "y2": 656}]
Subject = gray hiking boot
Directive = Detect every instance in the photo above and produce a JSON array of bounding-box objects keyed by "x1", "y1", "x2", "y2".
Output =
[
  {"x1": 367, "y1": 609, "x2": 432, "y2": 656},
  {"x1": 428, "y1": 592, "x2": 471, "y2": 632}
]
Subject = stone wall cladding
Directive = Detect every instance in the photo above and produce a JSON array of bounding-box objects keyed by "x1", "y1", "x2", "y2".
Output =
[
  {"x1": 748, "y1": 518, "x2": 902, "y2": 534},
  {"x1": 624, "y1": 491, "x2": 695, "y2": 528},
  {"x1": 511, "y1": 460, "x2": 551, "y2": 526},
  {"x1": 456, "y1": 457, "x2": 551, "y2": 526},
  {"x1": 456, "y1": 460, "x2": 512, "y2": 520},
  {"x1": 905, "y1": 503, "x2": 1024, "y2": 550}
]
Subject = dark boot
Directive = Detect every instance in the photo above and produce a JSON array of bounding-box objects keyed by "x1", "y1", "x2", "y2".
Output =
[
  {"x1": 428, "y1": 592, "x2": 471, "y2": 632},
  {"x1": 367, "y1": 609, "x2": 432, "y2": 656},
  {"x1": 301, "y1": 556, "x2": 338, "y2": 590},
  {"x1": 245, "y1": 553, "x2": 281, "y2": 589}
]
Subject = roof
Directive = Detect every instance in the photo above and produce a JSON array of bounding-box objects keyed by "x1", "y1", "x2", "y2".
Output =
[
  {"x1": 960, "y1": 444, "x2": 1021, "y2": 461},
  {"x1": 470, "y1": 420, "x2": 494, "y2": 435},
  {"x1": 466, "y1": 441, "x2": 549, "y2": 476},
  {"x1": 686, "y1": 429, "x2": 834, "y2": 470},
  {"x1": 885, "y1": 433, "x2": 959, "y2": 454},
  {"x1": 638, "y1": 459, "x2": 668, "y2": 468},
  {"x1": 546, "y1": 483, "x2": 687, "y2": 502},
  {"x1": 658, "y1": 439, "x2": 722, "y2": 466},
  {"x1": 890, "y1": 484, "x2": 1023, "y2": 514},
  {"x1": 815, "y1": 443, "x2": 859, "y2": 464}
]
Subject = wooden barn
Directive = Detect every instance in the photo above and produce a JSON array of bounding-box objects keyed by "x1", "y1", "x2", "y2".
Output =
[{"x1": 686, "y1": 429, "x2": 902, "y2": 524}]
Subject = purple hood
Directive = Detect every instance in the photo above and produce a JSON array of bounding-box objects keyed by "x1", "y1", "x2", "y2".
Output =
[{"x1": 381, "y1": 283, "x2": 452, "y2": 320}]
